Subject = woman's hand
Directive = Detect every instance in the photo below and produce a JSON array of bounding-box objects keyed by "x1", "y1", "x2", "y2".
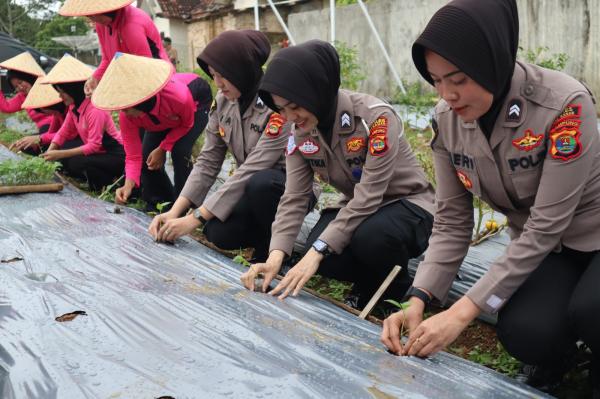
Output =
[
  {"x1": 40, "y1": 150, "x2": 65, "y2": 161},
  {"x1": 381, "y1": 297, "x2": 426, "y2": 355},
  {"x1": 241, "y1": 250, "x2": 285, "y2": 292},
  {"x1": 10, "y1": 135, "x2": 40, "y2": 152},
  {"x1": 402, "y1": 296, "x2": 480, "y2": 358},
  {"x1": 146, "y1": 147, "x2": 166, "y2": 171},
  {"x1": 156, "y1": 213, "x2": 200, "y2": 242},
  {"x1": 115, "y1": 179, "x2": 136, "y2": 204},
  {"x1": 269, "y1": 248, "x2": 323, "y2": 300},
  {"x1": 148, "y1": 211, "x2": 176, "y2": 240},
  {"x1": 84, "y1": 76, "x2": 99, "y2": 96}
]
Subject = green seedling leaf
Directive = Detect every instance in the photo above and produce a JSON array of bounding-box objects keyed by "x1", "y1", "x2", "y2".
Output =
[
  {"x1": 232, "y1": 255, "x2": 251, "y2": 267},
  {"x1": 384, "y1": 299, "x2": 411, "y2": 310},
  {"x1": 156, "y1": 201, "x2": 172, "y2": 213}
]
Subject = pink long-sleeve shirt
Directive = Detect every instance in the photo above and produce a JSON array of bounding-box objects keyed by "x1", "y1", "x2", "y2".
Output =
[
  {"x1": 120, "y1": 74, "x2": 198, "y2": 186},
  {"x1": 0, "y1": 91, "x2": 53, "y2": 128},
  {"x1": 39, "y1": 112, "x2": 66, "y2": 146},
  {"x1": 52, "y1": 98, "x2": 122, "y2": 155},
  {"x1": 93, "y1": 5, "x2": 170, "y2": 82}
]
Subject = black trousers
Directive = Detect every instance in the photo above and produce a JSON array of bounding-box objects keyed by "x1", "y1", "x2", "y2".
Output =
[
  {"x1": 140, "y1": 106, "x2": 209, "y2": 206},
  {"x1": 60, "y1": 136, "x2": 125, "y2": 192},
  {"x1": 306, "y1": 199, "x2": 433, "y2": 303},
  {"x1": 496, "y1": 247, "x2": 600, "y2": 385},
  {"x1": 203, "y1": 169, "x2": 286, "y2": 262}
]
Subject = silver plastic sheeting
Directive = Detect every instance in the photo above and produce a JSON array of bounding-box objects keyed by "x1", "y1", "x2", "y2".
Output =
[{"x1": 0, "y1": 148, "x2": 549, "y2": 399}]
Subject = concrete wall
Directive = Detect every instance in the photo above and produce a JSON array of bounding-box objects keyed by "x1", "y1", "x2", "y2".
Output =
[{"x1": 288, "y1": 0, "x2": 600, "y2": 103}]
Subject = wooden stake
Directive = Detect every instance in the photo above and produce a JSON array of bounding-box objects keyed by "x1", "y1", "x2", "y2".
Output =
[
  {"x1": 359, "y1": 265, "x2": 402, "y2": 319},
  {"x1": 0, "y1": 183, "x2": 63, "y2": 195}
]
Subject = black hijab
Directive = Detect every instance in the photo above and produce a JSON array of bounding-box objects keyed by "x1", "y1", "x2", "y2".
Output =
[
  {"x1": 197, "y1": 30, "x2": 270, "y2": 116},
  {"x1": 6, "y1": 70, "x2": 38, "y2": 91},
  {"x1": 55, "y1": 81, "x2": 86, "y2": 111},
  {"x1": 412, "y1": 0, "x2": 519, "y2": 137},
  {"x1": 259, "y1": 40, "x2": 340, "y2": 143}
]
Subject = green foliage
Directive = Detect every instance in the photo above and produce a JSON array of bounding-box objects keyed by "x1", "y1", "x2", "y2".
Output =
[
  {"x1": 519, "y1": 46, "x2": 569, "y2": 71},
  {"x1": 334, "y1": 41, "x2": 365, "y2": 91},
  {"x1": 393, "y1": 81, "x2": 438, "y2": 109},
  {"x1": 193, "y1": 68, "x2": 218, "y2": 99},
  {"x1": 0, "y1": 157, "x2": 59, "y2": 186},
  {"x1": 305, "y1": 275, "x2": 351, "y2": 302},
  {"x1": 468, "y1": 343, "x2": 520, "y2": 376},
  {"x1": 336, "y1": 0, "x2": 365, "y2": 5},
  {"x1": 232, "y1": 255, "x2": 252, "y2": 267},
  {"x1": 383, "y1": 299, "x2": 411, "y2": 310},
  {"x1": 156, "y1": 201, "x2": 171, "y2": 213},
  {"x1": 34, "y1": 16, "x2": 90, "y2": 58},
  {"x1": 0, "y1": 129, "x2": 24, "y2": 146},
  {"x1": 0, "y1": 0, "x2": 49, "y2": 45}
]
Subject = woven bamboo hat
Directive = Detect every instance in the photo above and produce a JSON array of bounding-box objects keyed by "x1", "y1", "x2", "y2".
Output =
[
  {"x1": 22, "y1": 78, "x2": 62, "y2": 109},
  {"x1": 92, "y1": 52, "x2": 173, "y2": 111},
  {"x1": 0, "y1": 52, "x2": 45, "y2": 77},
  {"x1": 41, "y1": 54, "x2": 94, "y2": 84},
  {"x1": 59, "y1": 0, "x2": 134, "y2": 16}
]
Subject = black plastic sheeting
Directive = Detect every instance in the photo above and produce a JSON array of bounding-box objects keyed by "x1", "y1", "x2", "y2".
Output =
[{"x1": 0, "y1": 147, "x2": 550, "y2": 399}]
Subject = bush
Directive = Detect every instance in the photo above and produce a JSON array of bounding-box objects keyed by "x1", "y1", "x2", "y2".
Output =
[{"x1": 335, "y1": 41, "x2": 365, "y2": 91}]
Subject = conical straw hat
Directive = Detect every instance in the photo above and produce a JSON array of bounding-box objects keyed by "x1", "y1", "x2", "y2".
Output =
[
  {"x1": 92, "y1": 52, "x2": 173, "y2": 111},
  {"x1": 21, "y1": 78, "x2": 62, "y2": 110},
  {"x1": 59, "y1": 0, "x2": 134, "y2": 16},
  {"x1": 0, "y1": 52, "x2": 45, "y2": 77},
  {"x1": 41, "y1": 54, "x2": 94, "y2": 84}
]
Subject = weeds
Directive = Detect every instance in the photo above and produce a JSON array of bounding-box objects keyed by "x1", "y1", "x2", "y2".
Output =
[
  {"x1": 0, "y1": 157, "x2": 60, "y2": 186},
  {"x1": 0, "y1": 129, "x2": 25, "y2": 146},
  {"x1": 467, "y1": 343, "x2": 520, "y2": 377}
]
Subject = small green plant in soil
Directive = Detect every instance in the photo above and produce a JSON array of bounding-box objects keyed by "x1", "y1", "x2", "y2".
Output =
[
  {"x1": 0, "y1": 157, "x2": 60, "y2": 186},
  {"x1": 0, "y1": 129, "x2": 24, "y2": 146},
  {"x1": 519, "y1": 46, "x2": 569, "y2": 71}
]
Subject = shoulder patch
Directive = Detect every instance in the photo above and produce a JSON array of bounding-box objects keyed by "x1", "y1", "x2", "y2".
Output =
[
  {"x1": 369, "y1": 116, "x2": 388, "y2": 136},
  {"x1": 506, "y1": 99, "x2": 522, "y2": 122},
  {"x1": 549, "y1": 104, "x2": 583, "y2": 161},
  {"x1": 512, "y1": 129, "x2": 543, "y2": 152},
  {"x1": 264, "y1": 113, "x2": 285, "y2": 138}
]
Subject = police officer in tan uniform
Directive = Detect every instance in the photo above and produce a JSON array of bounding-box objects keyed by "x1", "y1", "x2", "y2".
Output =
[
  {"x1": 240, "y1": 40, "x2": 435, "y2": 309},
  {"x1": 381, "y1": 1, "x2": 600, "y2": 395},
  {"x1": 149, "y1": 30, "x2": 288, "y2": 261}
]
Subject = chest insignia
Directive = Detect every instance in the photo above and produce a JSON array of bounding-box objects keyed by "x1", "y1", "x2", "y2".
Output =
[
  {"x1": 506, "y1": 99, "x2": 522, "y2": 122},
  {"x1": 456, "y1": 171, "x2": 473, "y2": 190},
  {"x1": 298, "y1": 139, "x2": 320, "y2": 155},
  {"x1": 218, "y1": 126, "x2": 225, "y2": 137},
  {"x1": 512, "y1": 129, "x2": 543, "y2": 152},
  {"x1": 340, "y1": 111, "x2": 352, "y2": 128},
  {"x1": 286, "y1": 134, "x2": 297, "y2": 155},
  {"x1": 346, "y1": 137, "x2": 366, "y2": 152}
]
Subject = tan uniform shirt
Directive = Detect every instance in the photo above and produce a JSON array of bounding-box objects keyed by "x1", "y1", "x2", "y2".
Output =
[
  {"x1": 270, "y1": 89, "x2": 436, "y2": 256},
  {"x1": 180, "y1": 93, "x2": 287, "y2": 221},
  {"x1": 414, "y1": 62, "x2": 600, "y2": 314}
]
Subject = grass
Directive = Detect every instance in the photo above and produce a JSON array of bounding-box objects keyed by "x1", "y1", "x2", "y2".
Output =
[
  {"x1": 0, "y1": 157, "x2": 60, "y2": 186},
  {"x1": 0, "y1": 128, "x2": 24, "y2": 147}
]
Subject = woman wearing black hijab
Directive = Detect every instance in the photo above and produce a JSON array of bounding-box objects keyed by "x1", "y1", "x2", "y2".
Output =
[
  {"x1": 148, "y1": 30, "x2": 291, "y2": 262},
  {"x1": 381, "y1": 0, "x2": 600, "y2": 395},
  {"x1": 241, "y1": 40, "x2": 435, "y2": 311}
]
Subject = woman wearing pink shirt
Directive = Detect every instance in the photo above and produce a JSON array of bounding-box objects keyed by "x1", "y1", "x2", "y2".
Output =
[
  {"x1": 59, "y1": 0, "x2": 170, "y2": 96},
  {"x1": 91, "y1": 53, "x2": 211, "y2": 207},
  {"x1": 11, "y1": 79, "x2": 67, "y2": 154},
  {"x1": 0, "y1": 52, "x2": 54, "y2": 134},
  {"x1": 41, "y1": 55, "x2": 125, "y2": 191}
]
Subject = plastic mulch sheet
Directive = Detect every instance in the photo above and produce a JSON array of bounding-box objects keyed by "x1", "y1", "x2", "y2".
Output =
[{"x1": 0, "y1": 147, "x2": 549, "y2": 399}]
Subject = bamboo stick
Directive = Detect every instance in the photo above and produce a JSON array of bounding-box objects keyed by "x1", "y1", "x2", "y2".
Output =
[
  {"x1": 359, "y1": 265, "x2": 402, "y2": 319},
  {"x1": 0, "y1": 183, "x2": 63, "y2": 195}
]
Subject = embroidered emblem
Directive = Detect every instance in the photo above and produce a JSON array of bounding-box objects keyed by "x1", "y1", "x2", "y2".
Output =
[
  {"x1": 210, "y1": 99, "x2": 217, "y2": 112},
  {"x1": 550, "y1": 128, "x2": 582, "y2": 161},
  {"x1": 265, "y1": 113, "x2": 285, "y2": 138},
  {"x1": 369, "y1": 133, "x2": 388, "y2": 156},
  {"x1": 369, "y1": 116, "x2": 388, "y2": 136},
  {"x1": 549, "y1": 104, "x2": 583, "y2": 161},
  {"x1": 506, "y1": 99, "x2": 522, "y2": 122},
  {"x1": 456, "y1": 171, "x2": 473, "y2": 189},
  {"x1": 512, "y1": 129, "x2": 544, "y2": 152},
  {"x1": 346, "y1": 137, "x2": 366, "y2": 152},
  {"x1": 298, "y1": 139, "x2": 320, "y2": 155},
  {"x1": 286, "y1": 134, "x2": 296, "y2": 155},
  {"x1": 340, "y1": 111, "x2": 351, "y2": 128},
  {"x1": 256, "y1": 96, "x2": 265, "y2": 108},
  {"x1": 218, "y1": 126, "x2": 225, "y2": 137},
  {"x1": 352, "y1": 167, "x2": 363, "y2": 181}
]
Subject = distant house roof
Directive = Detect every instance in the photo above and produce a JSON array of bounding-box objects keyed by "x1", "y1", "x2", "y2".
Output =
[{"x1": 154, "y1": 0, "x2": 233, "y2": 21}]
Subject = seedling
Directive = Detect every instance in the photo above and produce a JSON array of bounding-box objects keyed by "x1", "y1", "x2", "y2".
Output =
[
  {"x1": 0, "y1": 129, "x2": 24, "y2": 147},
  {"x1": 0, "y1": 157, "x2": 60, "y2": 186}
]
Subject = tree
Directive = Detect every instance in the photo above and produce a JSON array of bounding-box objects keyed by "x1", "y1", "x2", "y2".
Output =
[
  {"x1": 0, "y1": 0, "x2": 55, "y2": 44},
  {"x1": 34, "y1": 15, "x2": 90, "y2": 58}
]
